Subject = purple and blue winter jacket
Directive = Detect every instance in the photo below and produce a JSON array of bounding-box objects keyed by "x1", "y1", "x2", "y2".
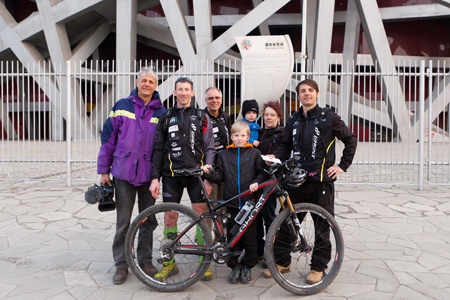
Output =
[{"x1": 97, "y1": 88, "x2": 166, "y2": 186}]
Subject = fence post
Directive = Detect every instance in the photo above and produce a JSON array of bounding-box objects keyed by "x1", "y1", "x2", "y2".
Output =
[
  {"x1": 427, "y1": 60, "x2": 432, "y2": 181},
  {"x1": 66, "y1": 61, "x2": 72, "y2": 187},
  {"x1": 418, "y1": 60, "x2": 425, "y2": 190}
]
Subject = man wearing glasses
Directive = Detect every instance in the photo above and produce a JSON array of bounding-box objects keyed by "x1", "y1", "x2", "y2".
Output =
[
  {"x1": 203, "y1": 87, "x2": 231, "y2": 197},
  {"x1": 150, "y1": 77, "x2": 216, "y2": 282}
]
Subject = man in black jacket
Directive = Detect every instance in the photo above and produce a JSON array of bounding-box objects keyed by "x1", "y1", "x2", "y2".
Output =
[
  {"x1": 203, "y1": 87, "x2": 231, "y2": 200},
  {"x1": 150, "y1": 76, "x2": 216, "y2": 282},
  {"x1": 263, "y1": 79, "x2": 357, "y2": 284}
]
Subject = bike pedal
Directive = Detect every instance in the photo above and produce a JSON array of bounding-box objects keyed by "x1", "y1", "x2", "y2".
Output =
[{"x1": 237, "y1": 249, "x2": 246, "y2": 263}]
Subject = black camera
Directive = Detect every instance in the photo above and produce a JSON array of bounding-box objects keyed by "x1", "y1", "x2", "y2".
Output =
[{"x1": 85, "y1": 183, "x2": 116, "y2": 212}]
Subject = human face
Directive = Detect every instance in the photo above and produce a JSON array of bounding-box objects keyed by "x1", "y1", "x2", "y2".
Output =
[
  {"x1": 263, "y1": 106, "x2": 280, "y2": 129},
  {"x1": 298, "y1": 83, "x2": 319, "y2": 112},
  {"x1": 231, "y1": 129, "x2": 250, "y2": 148},
  {"x1": 205, "y1": 89, "x2": 222, "y2": 116},
  {"x1": 136, "y1": 73, "x2": 158, "y2": 103},
  {"x1": 245, "y1": 111, "x2": 257, "y2": 122},
  {"x1": 174, "y1": 81, "x2": 195, "y2": 108}
]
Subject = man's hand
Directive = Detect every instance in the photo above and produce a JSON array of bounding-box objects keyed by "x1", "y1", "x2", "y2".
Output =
[
  {"x1": 264, "y1": 154, "x2": 276, "y2": 165},
  {"x1": 249, "y1": 182, "x2": 258, "y2": 192},
  {"x1": 149, "y1": 178, "x2": 160, "y2": 199},
  {"x1": 253, "y1": 140, "x2": 260, "y2": 147},
  {"x1": 201, "y1": 164, "x2": 213, "y2": 175},
  {"x1": 100, "y1": 174, "x2": 112, "y2": 186},
  {"x1": 203, "y1": 179, "x2": 213, "y2": 196},
  {"x1": 327, "y1": 165, "x2": 343, "y2": 179}
]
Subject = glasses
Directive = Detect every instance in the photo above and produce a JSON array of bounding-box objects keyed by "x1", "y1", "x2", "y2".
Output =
[{"x1": 206, "y1": 96, "x2": 222, "y2": 101}]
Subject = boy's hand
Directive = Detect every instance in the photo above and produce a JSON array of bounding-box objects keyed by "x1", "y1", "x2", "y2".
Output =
[
  {"x1": 249, "y1": 182, "x2": 258, "y2": 192},
  {"x1": 252, "y1": 140, "x2": 260, "y2": 147},
  {"x1": 201, "y1": 164, "x2": 213, "y2": 175}
]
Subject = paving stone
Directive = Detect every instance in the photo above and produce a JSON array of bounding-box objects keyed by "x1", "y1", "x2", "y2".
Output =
[
  {"x1": 0, "y1": 283, "x2": 16, "y2": 299},
  {"x1": 376, "y1": 279, "x2": 399, "y2": 293},
  {"x1": 4, "y1": 287, "x2": 70, "y2": 300},
  {"x1": 67, "y1": 286, "x2": 97, "y2": 300},
  {"x1": 324, "y1": 283, "x2": 375, "y2": 297},
  {"x1": 436, "y1": 201, "x2": 450, "y2": 212},
  {"x1": 418, "y1": 251, "x2": 450, "y2": 270},
  {"x1": 393, "y1": 285, "x2": 434, "y2": 300},
  {"x1": 64, "y1": 270, "x2": 97, "y2": 287},
  {"x1": 386, "y1": 260, "x2": 430, "y2": 273},
  {"x1": 47, "y1": 291, "x2": 78, "y2": 300},
  {"x1": 1, "y1": 181, "x2": 450, "y2": 299},
  {"x1": 393, "y1": 271, "x2": 419, "y2": 285},
  {"x1": 364, "y1": 202, "x2": 405, "y2": 217},
  {"x1": 410, "y1": 271, "x2": 449, "y2": 289},
  {"x1": 349, "y1": 290, "x2": 396, "y2": 300}
]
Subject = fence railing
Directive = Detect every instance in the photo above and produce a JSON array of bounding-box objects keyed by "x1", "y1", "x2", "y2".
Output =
[{"x1": 0, "y1": 59, "x2": 449, "y2": 188}]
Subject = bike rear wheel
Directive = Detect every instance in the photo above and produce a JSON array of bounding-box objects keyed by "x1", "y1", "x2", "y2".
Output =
[
  {"x1": 125, "y1": 203, "x2": 213, "y2": 292},
  {"x1": 265, "y1": 202, "x2": 344, "y2": 295}
]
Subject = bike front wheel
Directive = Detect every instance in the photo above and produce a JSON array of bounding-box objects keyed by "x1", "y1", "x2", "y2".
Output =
[
  {"x1": 125, "y1": 203, "x2": 213, "y2": 292},
  {"x1": 265, "y1": 202, "x2": 344, "y2": 295}
]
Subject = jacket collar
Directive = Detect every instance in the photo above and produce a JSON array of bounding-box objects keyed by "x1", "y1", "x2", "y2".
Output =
[
  {"x1": 299, "y1": 104, "x2": 320, "y2": 118},
  {"x1": 226, "y1": 142, "x2": 253, "y2": 149},
  {"x1": 129, "y1": 88, "x2": 162, "y2": 109}
]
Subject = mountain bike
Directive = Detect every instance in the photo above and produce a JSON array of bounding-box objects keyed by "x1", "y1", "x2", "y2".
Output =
[{"x1": 125, "y1": 158, "x2": 344, "y2": 295}]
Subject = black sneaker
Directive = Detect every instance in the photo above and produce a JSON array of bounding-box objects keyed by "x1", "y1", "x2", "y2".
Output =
[
  {"x1": 240, "y1": 266, "x2": 251, "y2": 284},
  {"x1": 228, "y1": 266, "x2": 241, "y2": 284}
]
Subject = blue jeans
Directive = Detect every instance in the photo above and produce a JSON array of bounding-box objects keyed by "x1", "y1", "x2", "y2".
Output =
[{"x1": 112, "y1": 178, "x2": 156, "y2": 268}]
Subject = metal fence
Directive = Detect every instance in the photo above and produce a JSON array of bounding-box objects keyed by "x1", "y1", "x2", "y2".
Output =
[{"x1": 0, "y1": 59, "x2": 449, "y2": 188}]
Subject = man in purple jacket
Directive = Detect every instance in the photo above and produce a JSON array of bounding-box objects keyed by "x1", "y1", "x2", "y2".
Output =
[{"x1": 97, "y1": 67, "x2": 166, "y2": 285}]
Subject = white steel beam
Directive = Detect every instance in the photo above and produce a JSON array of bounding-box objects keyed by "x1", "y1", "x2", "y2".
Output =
[
  {"x1": 36, "y1": 0, "x2": 72, "y2": 62},
  {"x1": 116, "y1": 0, "x2": 137, "y2": 102},
  {"x1": 311, "y1": 0, "x2": 335, "y2": 103},
  {"x1": 71, "y1": 21, "x2": 111, "y2": 63},
  {"x1": 116, "y1": 0, "x2": 137, "y2": 65},
  {"x1": 416, "y1": 76, "x2": 450, "y2": 129},
  {"x1": 160, "y1": 0, "x2": 196, "y2": 64},
  {"x1": 305, "y1": 0, "x2": 317, "y2": 61},
  {"x1": 431, "y1": 0, "x2": 450, "y2": 9},
  {"x1": 354, "y1": 0, "x2": 410, "y2": 141},
  {"x1": 156, "y1": 0, "x2": 291, "y2": 101},
  {"x1": 150, "y1": 4, "x2": 450, "y2": 28},
  {"x1": 340, "y1": 0, "x2": 360, "y2": 125},
  {"x1": 252, "y1": 0, "x2": 271, "y2": 35},
  {"x1": 192, "y1": 0, "x2": 214, "y2": 107},
  {"x1": 193, "y1": 0, "x2": 212, "y2": 56}
]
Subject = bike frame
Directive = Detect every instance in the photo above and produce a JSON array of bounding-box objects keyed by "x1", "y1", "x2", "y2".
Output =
[{"x1": 167, "y1": 169, "x2": 301, "y2": 259}]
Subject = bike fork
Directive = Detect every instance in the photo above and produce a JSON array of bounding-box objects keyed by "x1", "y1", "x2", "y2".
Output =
[{"x1": 278, "y1": 194, "x2": 312, "y2": 252}]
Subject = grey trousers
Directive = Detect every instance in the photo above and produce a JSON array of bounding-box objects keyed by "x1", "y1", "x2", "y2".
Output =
[{"x1": 112, "y1": 178, "x2": 156, "y2": 268}]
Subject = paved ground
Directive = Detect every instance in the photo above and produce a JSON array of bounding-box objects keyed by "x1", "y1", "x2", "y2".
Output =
[{"x1": 0, "y1": 181, "x2": 449, "y2": 300}]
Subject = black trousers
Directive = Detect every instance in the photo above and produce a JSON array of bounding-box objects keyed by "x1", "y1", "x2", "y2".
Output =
[
  {"x1": 273, "y1": 180, "x2": 334, "y2": 272},
  {"x1": 226, "y1": 207, "x2": 259, "y2": 269},
  {"x1": 256, "y1": 193, "x2": 277, "y2": 256}
]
